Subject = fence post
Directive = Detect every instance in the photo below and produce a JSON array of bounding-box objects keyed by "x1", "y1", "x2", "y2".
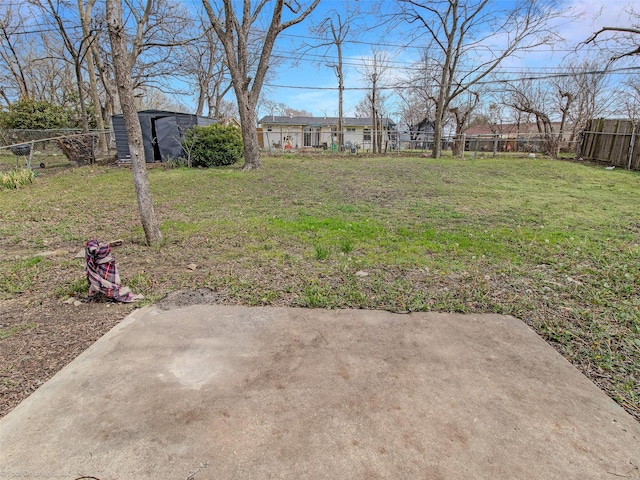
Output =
[
  {"x1": 628, "y1": 121, "x2": 637, "y2": 170},
  {"x1": 575, "y1": 130, "x2": 583, "y2": 159},
  {"x1": 26, "y1": 140, "x2": 34, "y2": 169}
]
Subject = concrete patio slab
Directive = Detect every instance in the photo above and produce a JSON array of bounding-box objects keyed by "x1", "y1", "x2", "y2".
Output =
[{"x1": 0, "y1": 305, "x2": 639, "y2": 479}]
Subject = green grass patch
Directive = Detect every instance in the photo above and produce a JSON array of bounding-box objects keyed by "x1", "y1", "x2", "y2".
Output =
[{"x1": 0, "y1": 155, "x2": 639, "y2": 418}]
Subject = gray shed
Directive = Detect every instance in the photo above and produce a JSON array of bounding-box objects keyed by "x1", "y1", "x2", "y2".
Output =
[{"x1": 111, "y1": 110, "x2": 216, "y2": 163}]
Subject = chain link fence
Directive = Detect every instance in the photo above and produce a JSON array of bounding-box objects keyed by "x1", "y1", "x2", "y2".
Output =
[
  {"x1": 261, "y1": 128, "x2": 579, "y2": 158},
  {"x1": 0, "y1": 129, "x2": 112, "y2": 172},
  {"x1": 5, "y1": 127, "x2": 614, "y2": 170}
]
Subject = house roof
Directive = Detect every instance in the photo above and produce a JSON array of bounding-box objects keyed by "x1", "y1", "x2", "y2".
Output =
[{"x1": 259, "y1": 115, "x2": 396, "y2": 128}]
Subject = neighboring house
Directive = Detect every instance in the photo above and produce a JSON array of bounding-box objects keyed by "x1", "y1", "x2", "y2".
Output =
[
  {"x1": 398, "y1": 118, "x2": 436, "y2": 149},
  {"x1": 258, "y1": 115, "x2": 397, "y2": 151},
  {"x1": 112, "y1": 110, "x2": 216, "y2": 163},
  {"x1": 465, "y1": 122, "x2": 570, "y2": 140},
  {"x1": 463, "y1": 121, "x2": 573, "y2": 153}
]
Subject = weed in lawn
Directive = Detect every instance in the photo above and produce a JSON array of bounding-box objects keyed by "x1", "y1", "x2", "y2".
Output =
[
  {"x1": 339, "y1": 238, "x2": 354, "y2": 253},
  {"x1": 127, "y1": 272, "x2": 153, "y2": 294},
  {"x1": 314, "y1": 244, "x2": 329, "y2": 260},
  {"x1": 337, "y1": 204, "x2": 356, "y2": 213},
  {"x1": 54, "y1": 276, "x2": 89, "y2": 298},
  {"x1": 297, "y1": 282, "x2": 336, "y2": 308},
  {"x1": 0, "y1": 378, "x2": 17, "y2": 388},
  {"x1": 0, "y1": 256, "x2": 49, "y2": 297},
  {"x1": 0, "y1": 322, "x2": 35, "y2": 340}
]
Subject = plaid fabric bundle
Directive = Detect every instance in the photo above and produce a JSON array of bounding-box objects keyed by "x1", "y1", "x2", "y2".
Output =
[{"x1": 85, "y1": 239, "x2": 138, "y2": 302}]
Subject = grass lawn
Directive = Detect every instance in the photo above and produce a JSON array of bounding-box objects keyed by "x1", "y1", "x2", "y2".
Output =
[{"x1": 1, "y1": 154, "x2": 639, "y2": 419}]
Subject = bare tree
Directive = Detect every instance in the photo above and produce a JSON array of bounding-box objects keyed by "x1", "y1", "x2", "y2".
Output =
[
  {"x1": 0, "y1": 9, "x2": 31, "y2": 101},
  {"x1": 77, "y1": 0, "x2": 108, "y2": 154},
  {"x1": 261, "y1": 99, "x2": 313, "y2": 117},
  {"x1": 360, "y1": 50, "x2": 391, "y2": 153},
  {"x1": 616, "y1": 75, "x2": 640, "y2": 120},
  {"x1": 92, "y1": 0, "x2": 197, "y2": 120},
  {"x1": 135, "y1": 88, "x2": 189, "y2": 111},
  {"x1": 503, "y1": 76, "x2": 571, "y2": 156},
  {"x1": 29, "y1": 0, "x2": 96, "y2": 132},
  {"x1": 106, "y1": 0, "x2": 162, "y2": 245},
  {"x1": 551, "y1": 58, "x2": 612, "y2": 141},
  {"x1": 177, "y1": 19, "x2": 232, "y2": 118},
  {"x1": 306, "y1": 4, "x2": 360, "y2": 149},
  {"x1": 449, "y1": 91, "x2": 479, "y2": 156},
  {"x1": 397, "y1": 0, "x2": 563, "y2": 158},
  {"x1": 353, "y1": 95, "x2": 371, "y2": 119},
  {"x1": 28, "y1": 54, "x2": 77, "y2": 106},
  {"x1": 214, "y1": 98, "x2": 238, "y2": 121},
  {"x1": 201, "y1": 0, "x2": 321, "y2": 170},
  {"x1": 505, "y1": 79, "x2": 553, "y2": 134},
  {"x1": 394, "y1": 50, "x2": 439, "y2": 148},
  {"x1": 585, "y1": 8, "x2": 640, "y2": 64},
  {"x1": 395, "y1": 88, "x2": 434, "y2": 148}
]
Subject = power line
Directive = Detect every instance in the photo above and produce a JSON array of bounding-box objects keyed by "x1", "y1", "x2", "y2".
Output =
[
  {"x1": 277, "y1": 32, "x2": 605, "y2": 54},
  {"x1": 269, "y1": 46, "x2": 640, "y2": 76},
  {"x1": 269, "y1": 49, "x2": 625, "y2": 74},
  {"x1": 264, "y1": 66, "x2": 640, "y2": 91}
]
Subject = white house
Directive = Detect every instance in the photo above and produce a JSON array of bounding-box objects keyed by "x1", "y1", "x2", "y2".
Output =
[{"x1": 258, "y1": 115, "x2": 397, "y2": 152}]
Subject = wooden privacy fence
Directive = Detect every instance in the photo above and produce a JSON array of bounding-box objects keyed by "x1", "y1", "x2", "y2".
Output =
[{"x1": 580, "y1": 119, "x2": 639, "y2": 170}]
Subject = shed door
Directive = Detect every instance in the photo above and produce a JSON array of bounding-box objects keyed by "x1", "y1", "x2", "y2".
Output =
[{"x1": 154, "y1": 116, "x2": 184, "y2": 162}]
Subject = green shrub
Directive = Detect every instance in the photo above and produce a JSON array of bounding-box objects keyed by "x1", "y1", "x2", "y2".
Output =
[
  {"x1": 182, "y1": 124, "x2": 243, "y2": 167},
  {"x1": 0, "y1": 99, "x2": 74, "y2": 129}
]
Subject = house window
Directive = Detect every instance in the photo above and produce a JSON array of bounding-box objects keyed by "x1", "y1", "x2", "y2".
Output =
[
  {"x1": 346, "y1": 127, "x2": 356, "y2": 132},
  {"x1": 363, "y1": 128, "x2": 371, "y2": 141},
  {"x1": 267, "y1": 126, "x2": 272, "y2": 132},
  {"x1": 304, "y1": 127, "x2": 321, "y2": 147}
]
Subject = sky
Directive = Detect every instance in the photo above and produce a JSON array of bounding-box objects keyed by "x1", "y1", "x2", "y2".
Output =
[
  {"x1": 230, "y1": 0, "x2": 639, "y2": 121},
  {"x1": 2, "y1": 0, "x2": 637, "y2": 120}
]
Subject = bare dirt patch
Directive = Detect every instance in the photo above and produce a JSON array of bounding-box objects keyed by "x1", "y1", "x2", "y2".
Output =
[
  {"x1": 0, "y1": 297, "x2": 133, "y2": 417},
  {"x1": 157, "y1": 288, "x2": 222, "y2": 310}
]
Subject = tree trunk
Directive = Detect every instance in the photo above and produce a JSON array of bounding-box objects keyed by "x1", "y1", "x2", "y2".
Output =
[
  {"x1": 202, "y1": 0, "x2": 320, "y2": 171},
  {"x1": 77, "y1": 0, "x2": 108, "y2": 155},
  {"x1": 196, "y1": 91, "x2": 206, "y2": 117},
  {"x1": 557, "y1": 92, "x2": 573, "y2": 158},
  {"x1": 85, "y1": 47, "x2": 109, "y2": 155},
  {"x1": 337, "y1": 64, "x2": 343, "y2": 150},
  {"x1": 238, "y1": 99, "x2": 261, "y2": 170},
  {"x1": 106, "y1": 0, "x2": 162, "y2": 246},
  {"x1": 371, "y1": 73, "x2": 377, "y2": 154},
  {"x1": 432, "y1": 9, "x2": 456, "y2": 159},
  {"x1": 432, "y1": 100, "x2": 445, "y2": 158},
  {"x1": 72, "y1": 60, "x2": 89, "y2": 133}
]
